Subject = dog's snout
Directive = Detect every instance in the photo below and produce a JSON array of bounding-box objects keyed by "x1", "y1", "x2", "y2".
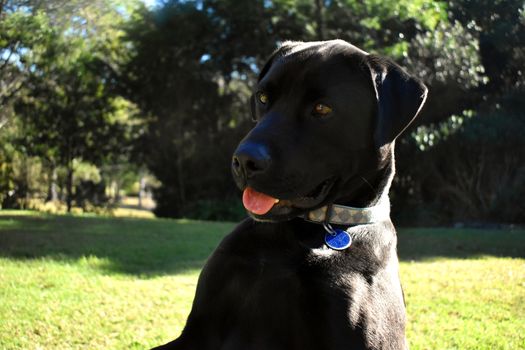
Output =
[{"x1": 232, "y1": 142, "x2": 271, "y2": 180}]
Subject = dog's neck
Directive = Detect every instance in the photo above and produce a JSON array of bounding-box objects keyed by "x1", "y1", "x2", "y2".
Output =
[
  {"x1": 336, "y1": 145, "x2": 395, "y2": 209},
  {"x1": 301, "y1": 145, "x2": 395, "y2": 228}
]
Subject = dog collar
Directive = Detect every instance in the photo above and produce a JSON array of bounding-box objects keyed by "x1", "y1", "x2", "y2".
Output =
[
  {"x1": 303, "y1": 202, "x2": 390, "y2": 226},
  {"x1": 302, "y1": 202, "x2": 390, "y2": 250}
]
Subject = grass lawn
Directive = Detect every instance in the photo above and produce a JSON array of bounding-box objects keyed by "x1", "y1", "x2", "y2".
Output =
[{"x1": 0, "y1": 210, "x2": 524, "y2": 349}]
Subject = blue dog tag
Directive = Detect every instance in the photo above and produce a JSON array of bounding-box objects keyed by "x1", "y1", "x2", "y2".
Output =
[{"x1": 324, "y1": 228, "x2": 352, "y2": 250}]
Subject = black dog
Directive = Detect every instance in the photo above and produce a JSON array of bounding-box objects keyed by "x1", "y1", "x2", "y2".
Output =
[{"x1": 155, "y1": 40, "x2": 427, "y2": 350}]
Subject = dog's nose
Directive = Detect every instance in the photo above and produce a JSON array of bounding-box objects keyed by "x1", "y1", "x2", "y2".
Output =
[{"x1": 232, "y1": 142, "x2": 271, "y2": 179}]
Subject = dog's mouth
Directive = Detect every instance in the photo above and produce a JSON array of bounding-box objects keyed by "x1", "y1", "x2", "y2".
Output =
[{"x1": 242, "y1": 178, "x2": 336, "y2": 221}]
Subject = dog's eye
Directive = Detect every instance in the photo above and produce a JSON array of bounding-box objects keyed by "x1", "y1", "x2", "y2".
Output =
[
  {"x1": 257, "y1": 92, "x2": 269, "y2": 105},
  {"x1": 313, "y1": 103, "x2": 333, "y2": 117}
]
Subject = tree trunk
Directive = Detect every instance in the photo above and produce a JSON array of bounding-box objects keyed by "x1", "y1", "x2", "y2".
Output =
[
  {"x1": 47, "y1": 165, "x2": 58, "y2": 202},
  {"x1": 175, "y1": 144, "x2": 186, "y2": 209},
  {"x1": 114, "y1": 179, "x2": 121, "y2": 203},
  {"x1": 66, "y1": 162, "x2": 73, "y2": 213},
  {"x1": 314, "y1": 0, "x2": 325, "y2": 40},
  {"x1": 0, "y1": 0, "x2": 5, "y2": 17},
  {"x1": 21, "y1": 156, "x2": 29, "y2": 209},
  {"x1": 138, "y1": 173, "x2": 146, "y2": 209},
  {"x1": 173, "y1": 116, "x2": 186, "y2": 210}
]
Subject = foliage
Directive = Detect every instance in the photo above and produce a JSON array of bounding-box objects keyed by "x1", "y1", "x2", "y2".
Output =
[
  {"x1": 121, "y1": 0, "x2": 479, "y2": 219},
  {"x1": 449, "y1": 0, "x2": 525, "y2": 95},
  {"x1": 0, "y1": 0, "x2": 523, "y2": 223},
  {"x1": 117, "y1": 0, "x2": 524, "y2": 222},
  {"x1": 181, "y1": 197, "x2": 245, "y2": 221},
  {"x1": 1, "y1": 0, "x2": 142, "y2": 212},
  {"x1": 0, "y1": 10, "x2": 54, "y2": 123},
  {"x1": 394, "y1": 102, "x2": 525, "y2": 224},
  {"x1": 14, "y1": 30, "x2": 122, "y2": 210},
  {"x1": 392, "y1": 0, "x2": 525, "y2": 225},
  {"x1": 323, "y1": 0, "x2": 447, "y2": 48},
  {"x1": 410, "y1": 109, "x2": 475, "y2": 151},
  {"x1": 121, "y1": 1, "x2": 254, "y2": 217}
]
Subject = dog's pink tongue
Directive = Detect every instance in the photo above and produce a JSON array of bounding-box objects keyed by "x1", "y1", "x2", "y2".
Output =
[{"x1": 242, "y1": 187, "x2": 277, "y2": 215}]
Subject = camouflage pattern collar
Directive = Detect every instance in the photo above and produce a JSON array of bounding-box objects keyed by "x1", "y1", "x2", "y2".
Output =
[{"x1": 302, "y1": 201, "x2": 390, "y2": 226}]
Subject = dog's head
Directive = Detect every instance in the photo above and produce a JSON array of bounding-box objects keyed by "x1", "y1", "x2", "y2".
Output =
[{"x1": 232, "y1": 40, "x2": 427, "y2": 222}]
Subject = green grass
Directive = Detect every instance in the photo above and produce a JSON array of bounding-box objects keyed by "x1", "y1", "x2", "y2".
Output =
[{"x1": 0, "y1": 210, "x2": 524, "y2": 349}]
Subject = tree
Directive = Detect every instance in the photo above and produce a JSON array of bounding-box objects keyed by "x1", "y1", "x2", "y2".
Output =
[
  {"x1": 122, "y1": 0, "x2": 483, "y2": 219},
  {"x1": 5, "y1": 0, "x2": 136, "y2": 212},
  {"x1": 15, "y1": 38, "x2": 121, "y2": 211},
  {"x1": 0, "y1": 0, "x2": 141, "y2": 211},
  {"x1": 392, "y1": 0, "x2": 525, "y2": 224},
  {"x1": 1, "y1": 0, "x2": 138, "y2": 122},
  {"x1": 449, "y1": 0, "x2": 525, "y2": 101},
  {"x1": 0, "y1": 9, "x2": 54, "y2": 125},
  {"x1": 4, "y1": 0, "x2": 520, "y2": 222}
]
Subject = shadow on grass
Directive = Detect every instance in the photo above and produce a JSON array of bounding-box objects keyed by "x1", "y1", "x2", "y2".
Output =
[
  {"x1": 397, "y1": 227, "x2": 525, "y2": 261},
  {"x1": 0, "y1": 213, "x2": 235, "y2": 277},
  {"x1": 0, "y1": 212, "x2": 523, "y2": 277}
]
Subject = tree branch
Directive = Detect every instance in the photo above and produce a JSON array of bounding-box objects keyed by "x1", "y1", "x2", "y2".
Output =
[{"x1": 0, "y1": 41, "x2": 20, "y2": 73}]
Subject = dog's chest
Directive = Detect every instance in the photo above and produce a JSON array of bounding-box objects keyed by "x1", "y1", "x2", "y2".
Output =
[{"x1": 209, "y1": 250, "x2": 366, "y2": 349}]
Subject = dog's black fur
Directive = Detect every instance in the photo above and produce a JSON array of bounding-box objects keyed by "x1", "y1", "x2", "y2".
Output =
[{"x1": 154, "y1": 40, "x2": 427, "y2": 350}]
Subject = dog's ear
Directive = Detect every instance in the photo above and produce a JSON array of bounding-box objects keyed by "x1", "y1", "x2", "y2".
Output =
[{"x1": 366, "y1": 55, "x2": 428, "y2": 147}]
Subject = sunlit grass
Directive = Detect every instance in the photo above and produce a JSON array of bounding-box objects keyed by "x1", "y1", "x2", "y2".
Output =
[
  {"x1": 0, "y1": 210, "x2": 523, "y2": 349},
  {"x1": 111, "y1": 207, "x2": 156, "y2": 219},
  {"x1": 403, "y1": 257, "x2": 525, "y2": 350},
  {"x1": 18, "y1": 197, "x2": 157, "y2": 219},
  {"x1": 1, "y1": 258, "x2": 199, "y2": 349}
]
